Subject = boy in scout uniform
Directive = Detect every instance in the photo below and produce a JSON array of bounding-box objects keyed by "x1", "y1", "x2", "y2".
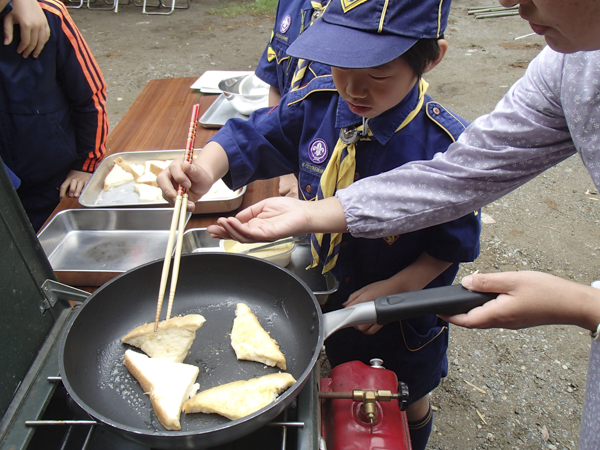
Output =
[
  {"x1": 255, "y1": 0, "x2": 330, "y2": 101},
  {"x1": 255, "y1": 0, "x2": 330, "y2": 197},
  {"x1": 159, "y1": 1, "x2": 481, "y2": 448}
]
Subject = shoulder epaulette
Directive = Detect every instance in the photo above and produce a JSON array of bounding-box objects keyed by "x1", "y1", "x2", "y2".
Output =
[
  {"x1": 425, "y1": 101, "x2": 469, "y2": 142},
  {"x1": 286, "y1": 75, "x2": 337, "y2": 107}
]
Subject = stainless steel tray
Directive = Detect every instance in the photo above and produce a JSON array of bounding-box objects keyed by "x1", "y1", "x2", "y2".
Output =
[
  {"x1": 38, "y1": 208, "x2": 190, "y2": 287},
  {"x1": 181, "y1": 229, "x2": 339, "y2": 304},
  {"x1": 79, "y1": 150, "x2": 246, "y2": 214},
  {"x1": 199, "y1": 93, "x2": 251, "y2": 129}
]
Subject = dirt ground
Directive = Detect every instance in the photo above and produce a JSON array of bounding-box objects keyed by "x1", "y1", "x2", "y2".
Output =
[{"x1": 67, "y1": 0, "x2": 600, "y2": 448}]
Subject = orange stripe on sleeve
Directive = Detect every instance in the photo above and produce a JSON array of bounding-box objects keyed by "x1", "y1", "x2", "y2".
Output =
[{"x1": 40, "y1": 0, "x2": 108, "y2": 171}]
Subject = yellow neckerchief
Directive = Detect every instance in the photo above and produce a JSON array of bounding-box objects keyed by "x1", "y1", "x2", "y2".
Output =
[{"x1": 309, "y1": 78, "x2": 429, "y2": 273}]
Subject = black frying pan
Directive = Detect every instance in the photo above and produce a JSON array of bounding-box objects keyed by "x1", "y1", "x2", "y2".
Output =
[{"x1": 59, "y1": 253, "x2": 495, "y2": 449}]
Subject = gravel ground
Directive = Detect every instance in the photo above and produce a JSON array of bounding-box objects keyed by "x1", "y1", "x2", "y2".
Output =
[{"x1": 68, "y1": 0, "x2": 600, "y2": 448}]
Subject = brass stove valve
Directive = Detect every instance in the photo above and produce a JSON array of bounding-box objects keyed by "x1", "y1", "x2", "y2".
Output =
[{"x1": 319, "y1": 389, "x2": 400, "y2": 433}]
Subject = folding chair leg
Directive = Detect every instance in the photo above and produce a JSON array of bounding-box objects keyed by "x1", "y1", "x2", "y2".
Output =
[
  {"x1": 160, "y1": 0, "x2": 189, "y2": 10},
  {"x1": 143, "y1": 0, "x2": 178, "y2": 15},
  {"x1": 87, "y1": 0, "x2": 117, "y2": 11},
  {"x1": 65, "y1": 0, "x2": 84, "y2": 8}
]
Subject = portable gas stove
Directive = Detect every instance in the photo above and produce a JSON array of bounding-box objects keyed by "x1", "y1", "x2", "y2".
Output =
[
  {"x1": 1, "y1": 316, "x2": 319, "y2": 450},
  {"x1": 1, "y1": 332, "x2": 407, "y2": 450},
  {"x1": 0, "y1": 165, "x2": 410, "y2": 450}
]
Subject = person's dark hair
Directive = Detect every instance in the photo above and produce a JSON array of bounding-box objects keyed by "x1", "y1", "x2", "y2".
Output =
[{"x1": 401, "y1": 36, "x2": 443, "y2": 78}]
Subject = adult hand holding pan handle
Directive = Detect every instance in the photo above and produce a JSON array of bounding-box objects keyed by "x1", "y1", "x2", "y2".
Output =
[
  {"x1": 323, "y1": 284, "x2": 498, "y2": 339},
  {"x1": 441, "y1": 272, "x2": 600, "y2": 333}
]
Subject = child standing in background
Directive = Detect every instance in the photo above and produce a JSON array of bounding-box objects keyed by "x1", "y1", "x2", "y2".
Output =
[
  {"x1": 3, "y1": 0, "x2": 50, "y2": 58},
  {"x1": 255, "y1": 0, "x2": 330, "y2": 198},
  {"x1": 0, "y1": 0, "x2": 108, "y2": 231},
  {"x1": 255, "y1": 0, "x2": 330, "y2": 102}
]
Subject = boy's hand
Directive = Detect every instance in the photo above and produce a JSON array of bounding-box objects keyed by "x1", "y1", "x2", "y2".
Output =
[
  {"x1": 157, "y1": 158, "x2": 215, "y2": 212},
  {"x1": 278, "y1": 173, "x2": 299, "y2": 198},
  {"x1": 343, "y1": 279, "x2": 402, "y2": 335},
  {"x1": 4, "y1": 0, "x2": 50, "y2": 58},
  {"x1": 60, "y1": 170, "x2": 91, "y2": 199},
  {"x1": 343, "y1": 252, "x2": 453, "y2": 335}
]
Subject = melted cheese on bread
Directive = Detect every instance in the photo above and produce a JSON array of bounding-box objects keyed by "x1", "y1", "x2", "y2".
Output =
[
  {"x1": 183, "y1": 373, "x2": 295, "y2": 420},
  {"x1": 230, "y1": 303, "x2": 286, "y2": 370},
  {"x1": 122, "y1": 314, "x2": 206, "y2": 363}
]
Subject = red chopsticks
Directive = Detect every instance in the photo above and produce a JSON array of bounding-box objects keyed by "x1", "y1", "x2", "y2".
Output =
[{"x1": 154, "y1": 104, "x2": 201, "y2": 331}]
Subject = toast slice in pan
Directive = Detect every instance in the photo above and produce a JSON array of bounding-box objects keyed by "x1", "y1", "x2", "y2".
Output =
[
  {"x1": 124, "y1": 349, "x2": 199, "y2": 431},
  {"x1": 122, "y1": 314, "x2": 206, "y2": 363},
  {"x1": 230, "y1": 303, "x2": 286, "y2": 370},
  {"x1": 183, "y1": 372, "x2": 295, "y2": 420}
]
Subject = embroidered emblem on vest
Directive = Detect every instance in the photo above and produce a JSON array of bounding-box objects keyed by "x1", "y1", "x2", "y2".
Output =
[
  {"x1": 340, "y1": 0, "x2": 368, "y2": 13},
  {"x1": 280, "y1": 14, "x2": 292, "y2": 33},
  {"x1": 382, "y1": 235, "x2": 400, "y2": 247},
  {"x1": 308, "y1": 138, "x2": 328, "y2": 164}
]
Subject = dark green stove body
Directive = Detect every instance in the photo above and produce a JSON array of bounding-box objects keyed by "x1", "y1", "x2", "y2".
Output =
[{"x1": 0, "y1": 159, "x2": 81, "y2": 449}]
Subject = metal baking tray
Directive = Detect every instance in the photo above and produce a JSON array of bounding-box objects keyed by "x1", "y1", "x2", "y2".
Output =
[
  {"x1": 38, "y1": 208, "x2": 190, "y2": 287},
  {"x1": 200, "y1": 93, "x2": 251, "y2": 128},
  {"x1": 79, "y1": 150, "x2": 246, "y2": 214},
  {"x1": 181, "y1": 228, "x2": 339, "y2": 304}
]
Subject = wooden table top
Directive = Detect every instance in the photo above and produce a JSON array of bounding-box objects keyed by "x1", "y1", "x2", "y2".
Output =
[
  {"x1": 46, "y1": 77, "x2": 279, "y2": 292},
  {"x1": 48, "y1": 76, "x2": 279, "y2": 229}
]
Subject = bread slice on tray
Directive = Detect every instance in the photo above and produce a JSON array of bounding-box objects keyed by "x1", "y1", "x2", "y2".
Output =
[
  {"x1": 146, "y1": 159, "x2": 172, "y2": 176},
  {"x1": 103, "y1": 164, "x2": 134, "y2": 190},
  {"x1": 134, "y1": 183, "x2": 163, "y2": 202},
  {"x1": 230, "y1": 303, "x2": 286, "y2": 370},
  {"x1": 136, "y1": 171, "x2": 158, "y2": 187},
  {"x1": 124, "y1": 349, "x2": 200, "y2": 431},
  {"x1": 114, "y1": 156, "x2": 144, "y2": 180},
  {"x1": 122, "y1": 314, "x2": 206, "y2": 363},
  {"x1": 183, "y1": 372, "x2": 296, "y2": 420}
]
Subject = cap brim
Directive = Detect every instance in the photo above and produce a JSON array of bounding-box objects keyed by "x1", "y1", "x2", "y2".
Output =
[{"x1": 287, "y1": 18, "x2": 417, "y2": 69}]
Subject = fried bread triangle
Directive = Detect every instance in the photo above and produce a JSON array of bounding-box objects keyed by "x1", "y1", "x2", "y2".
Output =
[
  {"x1": 183, "y1": 373, "x2": 296, "y2": 420},
  {"x1": 230, "y1": 303, "x2": 286, "y2": 370},
  {"x1": 124, "y1": 350, "x2": 199, "y2": 431},
  {"x1": 122, "y1": 314, "x2": 206, "y2": 363}
]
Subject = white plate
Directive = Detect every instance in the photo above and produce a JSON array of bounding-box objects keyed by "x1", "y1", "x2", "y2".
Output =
[{"x1": 190, "y1": 70, "x2": 254, "y2": 93}]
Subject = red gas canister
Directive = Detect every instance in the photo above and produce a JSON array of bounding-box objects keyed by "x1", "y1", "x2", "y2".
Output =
[{"x1": 320, "y1": 359, "x2": 411, "y2": 450}]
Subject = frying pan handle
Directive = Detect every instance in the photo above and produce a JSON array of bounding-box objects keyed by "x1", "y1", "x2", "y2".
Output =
[
  {"x1": 374, "y1": 284, "x2": 498, "y2": 325},
  {"x1": 322, "y1": 285, "x2": 498, "y2": 339}
]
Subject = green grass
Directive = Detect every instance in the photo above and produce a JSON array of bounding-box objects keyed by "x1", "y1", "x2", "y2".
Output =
[{"x1": 209, "y1": 0, "x2": 278, "y2": 18}]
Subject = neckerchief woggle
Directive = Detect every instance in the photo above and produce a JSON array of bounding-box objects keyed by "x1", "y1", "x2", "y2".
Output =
[{"x1": 308, "y1": 78, "x2": 429, "y2": 274}]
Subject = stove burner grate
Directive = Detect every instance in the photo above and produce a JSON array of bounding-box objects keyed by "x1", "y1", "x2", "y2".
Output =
[{"x1": 22, "y1": 377, "x2": 311, "y2": 450}]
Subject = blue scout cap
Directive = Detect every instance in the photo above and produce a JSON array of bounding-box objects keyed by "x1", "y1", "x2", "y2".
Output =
[{"x1": 287, "y1": 0, "x2": 451, "y2": 69}]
